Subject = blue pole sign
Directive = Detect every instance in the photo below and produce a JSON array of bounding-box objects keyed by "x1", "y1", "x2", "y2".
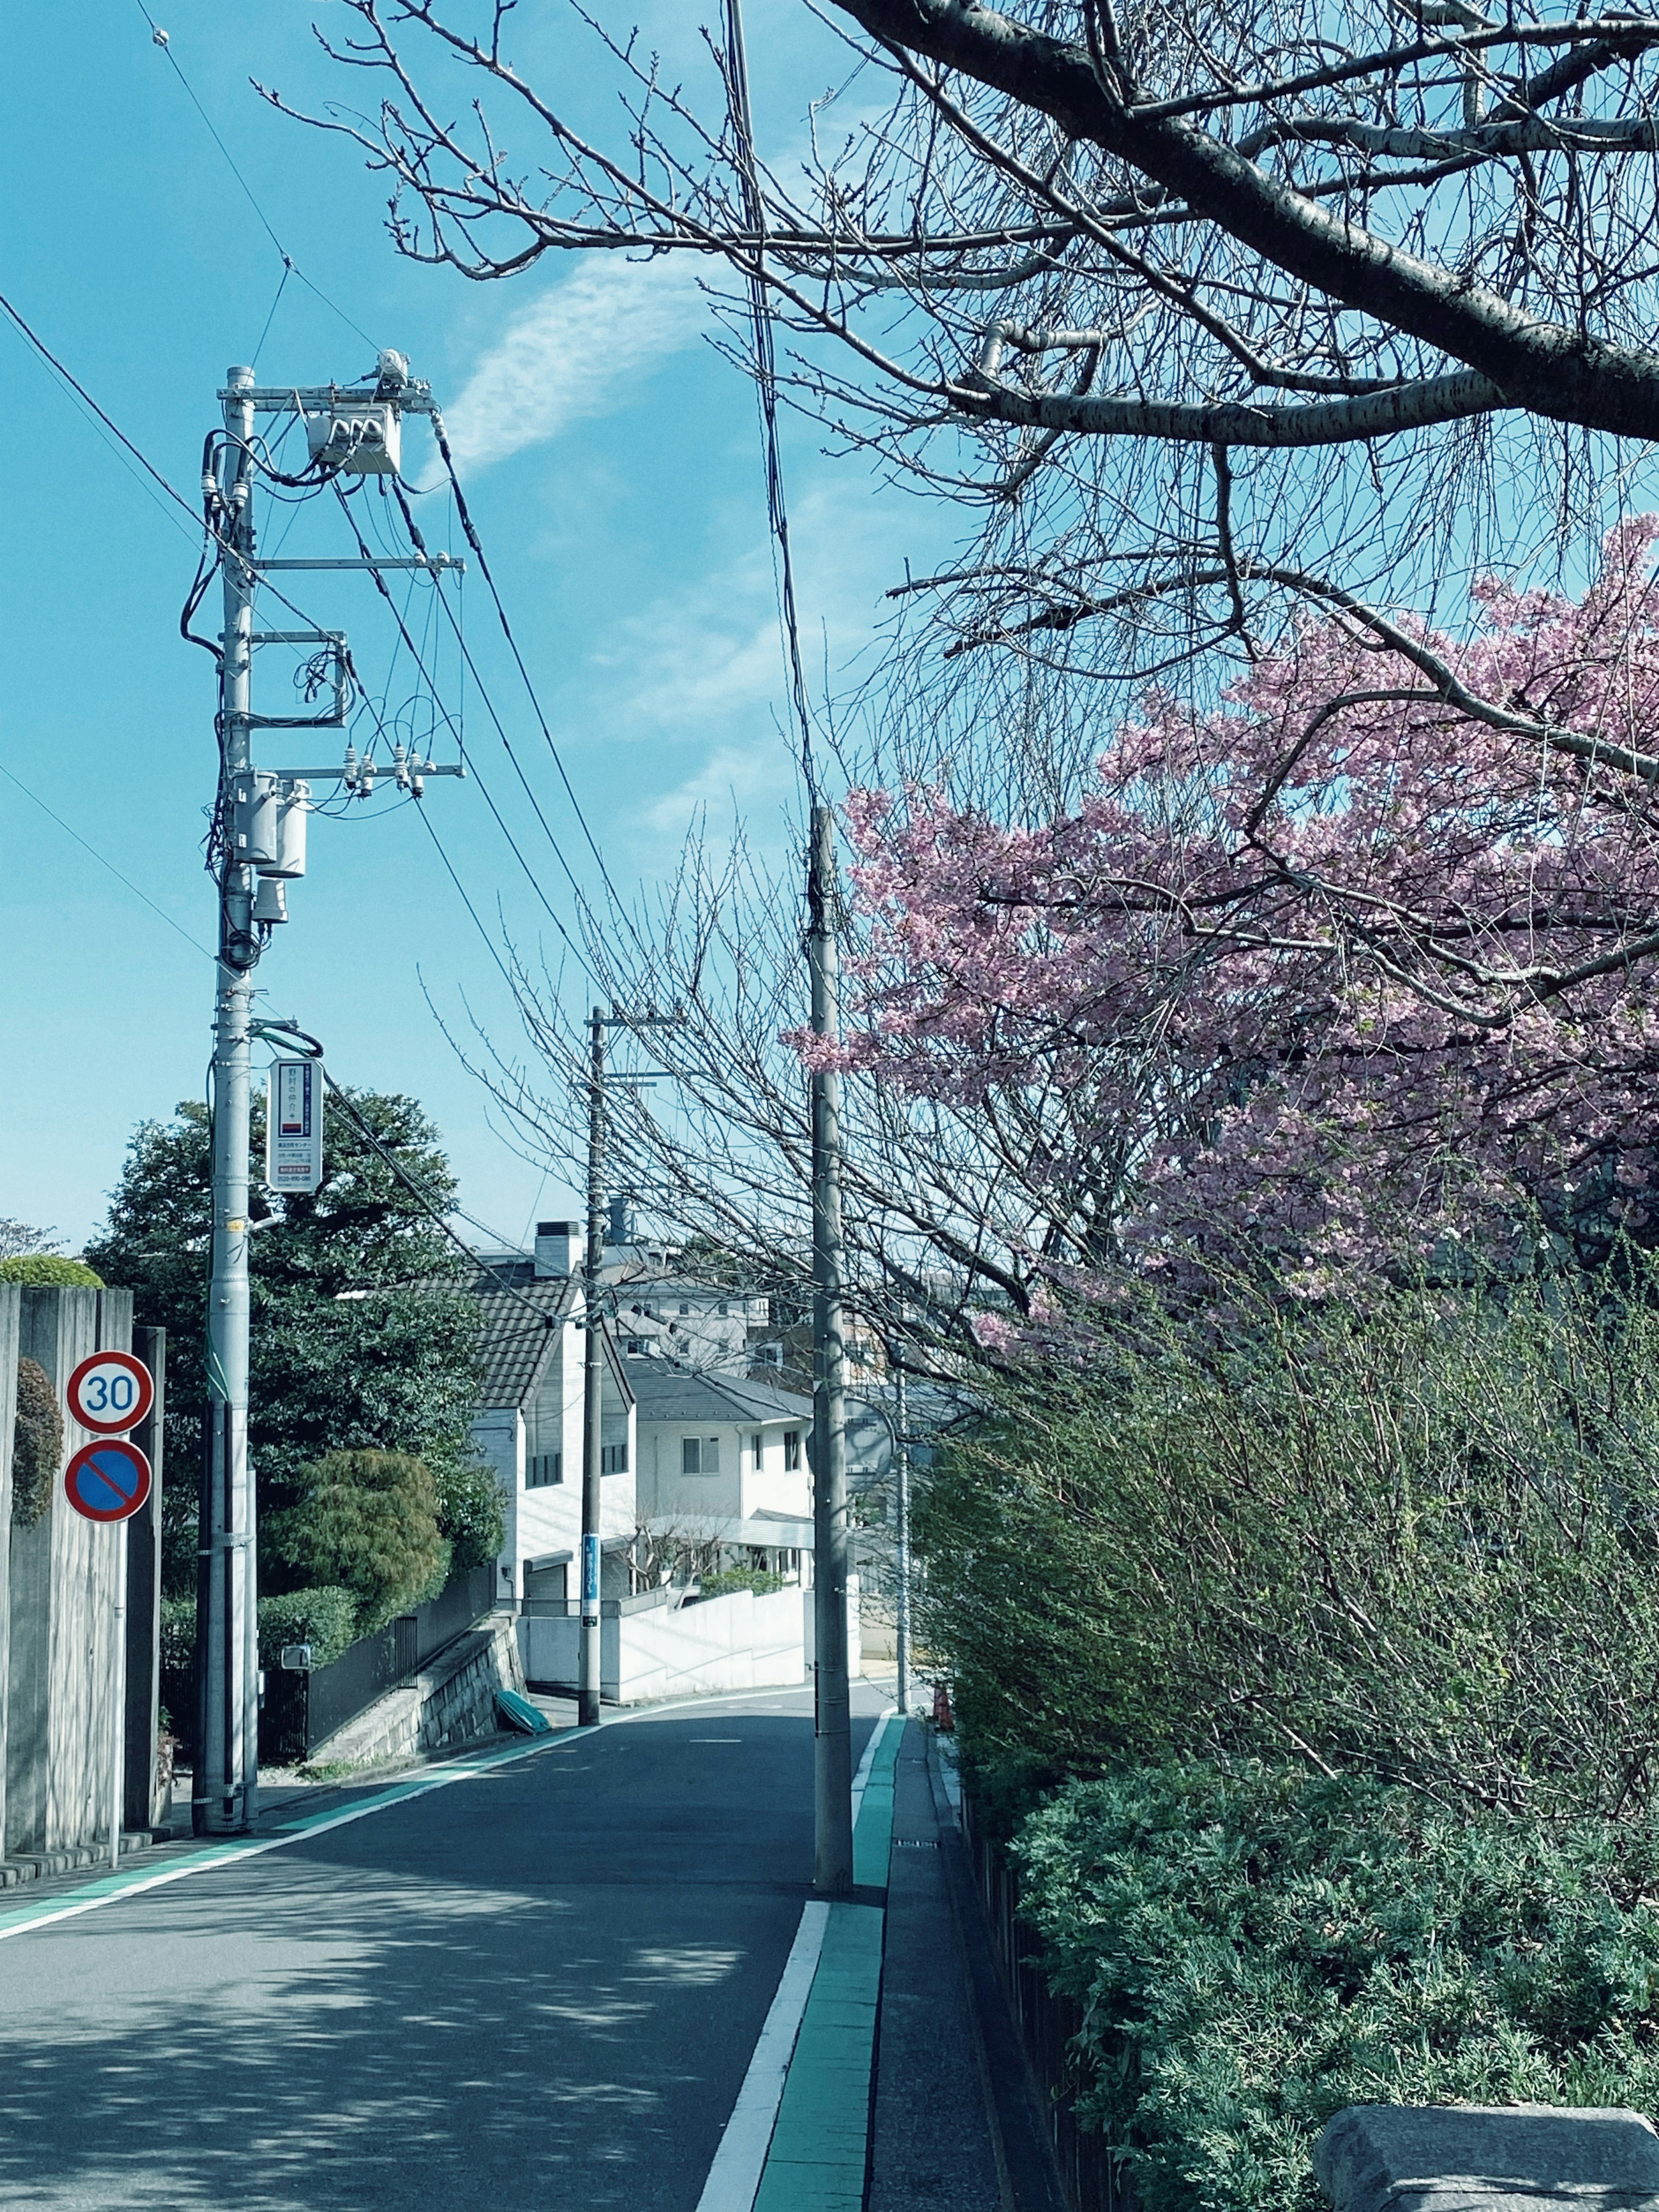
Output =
[
  {"x1": 64, "y1": 1438, "x2": 153, "y2": 1523},
  {"x1": 582, "y1": 1533, "x2": 601, "y2": 1610}
]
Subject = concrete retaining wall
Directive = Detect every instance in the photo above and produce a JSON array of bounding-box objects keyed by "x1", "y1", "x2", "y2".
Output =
[
  {"x1": 0, "y1": 1285, "x2": 163, "y2": 1864},
  {"x1": 308, "y1": 1612, "x2": 527, "y2": 1769}
]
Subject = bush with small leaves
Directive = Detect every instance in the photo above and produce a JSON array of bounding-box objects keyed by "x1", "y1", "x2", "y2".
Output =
[
  {"x1": 0, "y1": 1255, "x2": 104, "y2": 1287},
  {"x1": 11, "y1": 1357, "x2": 62, "y2": 1526}
]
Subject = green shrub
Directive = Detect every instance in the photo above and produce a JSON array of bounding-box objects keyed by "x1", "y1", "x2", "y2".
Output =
[
  {"x1": 698, "y1": 1565, "x2": 786, "y2": 1599},
  {"x1": 159, "y1": 1595, "x2": 196, "y2": 1748},
  {"x1": 11, "y1": 1357, "x2": 62, "y2": 1526},
  {"x1": 919, "y1": 1270, "x2": 1659, "y2": 1822},
  {"x1": 433, "y1": 1455, "x2": 505, "y2": 1570},
  {"x1": 257, "y1": 1586, "x2": 359, "y2": 1669},
  {"x1": 267, "y1": 1449, "x2": 446, "y2": 1633},
  {"x1": 0, "y1": 1255, "x2": 104, "y2": 1287},
  {"x1": 1012, "y1": 1761, "x2": 1659, "y2": 2212}
]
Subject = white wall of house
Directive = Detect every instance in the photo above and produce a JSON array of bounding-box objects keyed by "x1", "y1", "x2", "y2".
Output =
[
  {"x1": 639, "y1": 1411, "x2": 810, "y2": 1528},
  {"x1": 472, "y1": 1306, "x2": 636, "y2": 1602}
]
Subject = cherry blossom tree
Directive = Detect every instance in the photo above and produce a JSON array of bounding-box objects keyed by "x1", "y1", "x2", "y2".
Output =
[{"x1": 810, "y1": 518, "x2": 1659, "y2": 1285}]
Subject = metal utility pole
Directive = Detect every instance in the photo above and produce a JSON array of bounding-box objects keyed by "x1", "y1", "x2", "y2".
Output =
[
  {"x1": 194, "y1": 354, "x2": 464, "y2": 1835},
  {"x1": 809, "y1": 804, "x2": 854, "y2": 1896},
  {"x1": 894, "y1": 1361, "x2": 910, "y2": 1718},
  {"x1": 580, "y1": 1008, "x2": 607, "y2": 1728}
]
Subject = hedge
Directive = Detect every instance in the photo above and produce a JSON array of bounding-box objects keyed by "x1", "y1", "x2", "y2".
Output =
[{"x1": 1011, "y1": 1761, "x2": 1659, "y2": 2212}]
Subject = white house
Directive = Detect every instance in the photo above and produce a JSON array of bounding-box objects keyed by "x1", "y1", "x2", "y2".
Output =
[
  {"x1": 627, "y1": 1354, "x2": 816, "y2": 1566},
  {"x1": 467, "y1": 1223, "x2": 636, "y2": 1608}
]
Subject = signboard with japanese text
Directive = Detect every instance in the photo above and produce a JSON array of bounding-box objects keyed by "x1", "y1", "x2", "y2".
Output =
[{"x1": 268, "y1": 1057, "x2": 324, "y2": 1194}]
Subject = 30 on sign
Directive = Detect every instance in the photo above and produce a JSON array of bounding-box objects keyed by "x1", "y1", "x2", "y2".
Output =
[{"x1": 64, "y1": 1351, "x2": 154, "y2": 1436}]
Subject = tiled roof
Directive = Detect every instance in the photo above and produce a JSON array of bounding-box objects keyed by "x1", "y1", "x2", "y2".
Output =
[
  {"x1": 624, "y1": 1357, "x2": 813, "y2": 1427},
  {"x1": 470, "y1": 1261, "x2": 576, "y2": 1409}
]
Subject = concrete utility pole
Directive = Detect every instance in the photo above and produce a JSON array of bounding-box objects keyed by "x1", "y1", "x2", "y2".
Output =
[
  {"x1": 200, "y1": 365, "x2": 261, "y2": 1837},
  {"x1": 580, "y1": 1009, "x2": 606, "y2": 1728},
  {"x1": 578, "y1": 1006, "x2": 678, "y2": 1726},
  {"x1": 809, "y1": 803, "x2": 854, "y2": 1896},
  {"x1": 195, "y1": 356, "x2": 463, "y2": 1834},
  {"x1": 894, "y1": 1361, "x2": 910, "y2": 1719}
]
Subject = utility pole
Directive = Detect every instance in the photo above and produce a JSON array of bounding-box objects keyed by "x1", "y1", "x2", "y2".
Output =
[
  {"x1": 194, "y1": 355, "x2": 464, "y2": 1835},
  {"x1": 200, "y1": 364, "x2": 260, "y2": 1837},
  {"x1": 809, "y1": 803, "x2": 853, "y2": 1896},
  {"x1": 894, "y1": 1361, "x2": 910, "y2": 1719},
  {"x1": 578, "y1": 1005, "x2": 677, "y2": 1727},
  {"x1": 580, "y1": 1008, "x2": 606, "y2": 1729}
]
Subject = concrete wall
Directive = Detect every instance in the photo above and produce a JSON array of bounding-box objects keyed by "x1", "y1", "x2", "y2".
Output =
[
  {"x1": 2, "y1": 1286, "x2": 162, "y2": 1861},
  {"x1": 0, "y1": 1284, "x2": 17, "y2": 1853},
  {"x1": 518, "y1": 1580, "x2": 859, "y2": 1704},
  {"x1": 309, "y1": 1613, "x2": 526, "y2": 1770}
]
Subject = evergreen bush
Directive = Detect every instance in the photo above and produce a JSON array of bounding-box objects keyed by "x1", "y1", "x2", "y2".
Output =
[
  {"x1": 267, "y1": 1449, "x2": 447, "y2": 1633},
  {"x1": 1012, "y1": 1761, "x2": 1659, "y2": 2212},
  {"x1": 698, "y1": 1565, "x2": 787, "y2": 1599},
  {"x1": 11, "y1": 1356, "x2": 62, "y2": 1526},
  {"x1": 0, "y1": 1255, "x2": 104, "y2": 1287},
  {"x1": 256, "y1": 1586, "x2": 359, "y2": 1668},
  {"x1": 433, "y1": 1456, "x2": 505, "y2": 1571}
]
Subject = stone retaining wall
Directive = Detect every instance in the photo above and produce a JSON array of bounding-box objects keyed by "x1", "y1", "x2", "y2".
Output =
[{"x1": 307, "y1": 1612, "x2": 526, "y2": 1769}]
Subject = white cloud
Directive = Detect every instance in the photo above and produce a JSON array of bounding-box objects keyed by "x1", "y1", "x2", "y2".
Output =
[{"x1": 440, "y1": 257, "x2": 705, "y2": 474}]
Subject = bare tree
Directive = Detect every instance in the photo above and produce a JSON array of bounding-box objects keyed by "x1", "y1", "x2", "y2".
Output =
[{"x1": 276, "y1": 0, "x2": 1659, "y2": 732}]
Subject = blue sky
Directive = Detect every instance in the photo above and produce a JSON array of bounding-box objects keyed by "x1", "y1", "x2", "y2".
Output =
[{"x1": 0, "y1": 0, "x2": 950, "y2": 1253}]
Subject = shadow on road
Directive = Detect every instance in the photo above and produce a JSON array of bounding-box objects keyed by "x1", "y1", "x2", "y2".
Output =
[{"x1": 0, "y1": 1708, "x2": 836, "y2": 2211}]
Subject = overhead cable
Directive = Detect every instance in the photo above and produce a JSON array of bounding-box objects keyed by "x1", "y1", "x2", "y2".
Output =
[
  {"x1": 723, "y1": 0, "x2": 819, "y2": 802},
  {"x1": 131, "y1": 0, "x2": 379, "y2": 355}
]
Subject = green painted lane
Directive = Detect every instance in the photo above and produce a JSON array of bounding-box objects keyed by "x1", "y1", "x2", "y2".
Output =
[{"x1": 751, "y1": 1710, "x2": 905, "y2": 2211}]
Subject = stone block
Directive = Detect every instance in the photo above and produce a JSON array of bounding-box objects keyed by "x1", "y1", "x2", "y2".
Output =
[{"x1": 1316, "y1": 2106, "x2": 1659, "y2": 2212}]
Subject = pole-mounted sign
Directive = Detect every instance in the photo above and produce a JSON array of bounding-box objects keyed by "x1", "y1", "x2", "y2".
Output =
[
  {"x1": 65, "y1": 1350, "x2": 155, "y2": 1436},
  {"x1": 268, "y1": 1057, "x2": 324, "y2": 1194},
  {"x1": 64, "y1": 1437, "x2": 153, "y2": 1523}
]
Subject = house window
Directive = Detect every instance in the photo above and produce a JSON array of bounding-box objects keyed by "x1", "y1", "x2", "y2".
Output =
[
  {"x1": 682, "y1": 1436, "x2": 721, "y2": 1475},
  {"x1": 784, "y1": 1430, "x2": 802, "y2": 1471},
  {"x1": 718, "y1": 1301, "x2": 729, "y2": 1316},
  {"x1": 751, "y1": 1433, "x2": 763, "y2": 1470},
  {"x1": 679, "y1": 1303, "x2": 690, "y2": 1316},
  {"x1": 526, "y1": 1452, "x2": 562, "y2": 1488},
  {"x1": 626, "y1": 1339, "x2": 645, "y2": 1355},
  {"x1": 601, "y1": 1441, "x2": 629, "y2": 1475}
]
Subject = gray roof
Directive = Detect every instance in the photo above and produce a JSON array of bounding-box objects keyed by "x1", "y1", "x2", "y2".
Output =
[
  {"x1": 470, "y1": 1262, "x2": 575, "y2": 1409},
  {"x1": 625, "y1": 1357, "x2": 813, "y2": 1427}
]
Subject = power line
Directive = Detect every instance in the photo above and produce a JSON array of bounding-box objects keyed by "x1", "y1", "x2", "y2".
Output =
[
  {"x1": 0, "y1": 760, "x2": 215, "y2": 960},
  {"x1": 131, "y1": 0, "x2": 379, "y2": 355},
  {"x1": 420, "y1": 426, "x2": 648, "y2": 951},
  {"x1": 724, "y1": 0, "x2": 818, "y2": 803},
  {"x1": 317, "y1": 1069, "x2": 568, "y2": 1325},
  {"x1": 329, "y1": 481, "x2": 607, "y2": 990}
]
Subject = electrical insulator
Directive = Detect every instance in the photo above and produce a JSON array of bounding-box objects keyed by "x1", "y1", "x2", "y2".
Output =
[
  {"x1": 231, "y1": 772, "x2": 279, "y2": 868},
  {"x1": 252, "y1": 877, "x2": 289, "y2": 925},
  {"x1": 260, "y1": 781, "x2": 310, "y2": 880}
]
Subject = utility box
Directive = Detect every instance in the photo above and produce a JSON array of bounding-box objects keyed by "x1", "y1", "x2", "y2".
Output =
[{"x1": 305, "y1": 402, "x2": 402, "y2": 476}]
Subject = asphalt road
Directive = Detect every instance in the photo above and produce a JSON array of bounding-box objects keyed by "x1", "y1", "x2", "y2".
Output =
[{"x1": 0, "y1": 1684, "x2": 889, "y2": 2212}]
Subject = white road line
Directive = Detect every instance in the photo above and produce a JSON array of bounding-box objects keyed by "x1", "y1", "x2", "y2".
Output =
[{"x1": 693, "y1": 1899, "x2": 830, "y2": 2212}]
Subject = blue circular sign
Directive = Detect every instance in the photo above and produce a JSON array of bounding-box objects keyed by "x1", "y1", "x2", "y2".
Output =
[{"x1": 63, "y1": 1438, "x2": 152, "y2": 1523}]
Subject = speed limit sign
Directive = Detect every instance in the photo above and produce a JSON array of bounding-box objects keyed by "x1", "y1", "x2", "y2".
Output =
[{"x1": 64, "y1": 1351, "x2": 154, "y2": 1436}]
